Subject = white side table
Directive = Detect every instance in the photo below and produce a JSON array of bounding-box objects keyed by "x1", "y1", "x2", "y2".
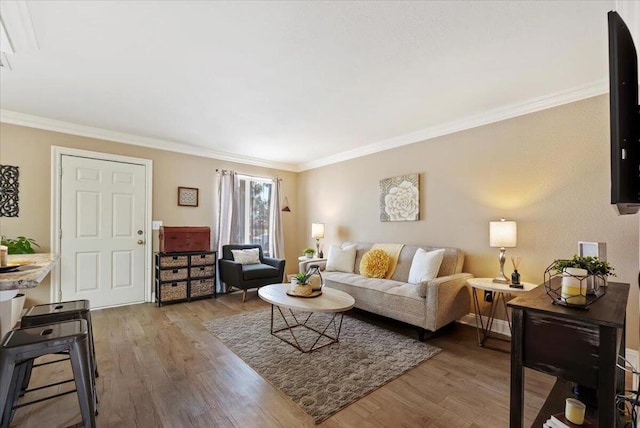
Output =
[{"x1": 467, "y1": 278, "x2": 538, "y2": 348}]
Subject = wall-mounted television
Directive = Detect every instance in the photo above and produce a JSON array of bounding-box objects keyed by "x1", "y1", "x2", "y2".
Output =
[{"x1": 608, "y1": 11, "x2": 640, "y2": 215}]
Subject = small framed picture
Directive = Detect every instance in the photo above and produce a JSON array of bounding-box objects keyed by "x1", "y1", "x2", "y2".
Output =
[
  {"x1": 578, "y1": 241, "x2": 606, "y2": 260},
  {"x1": 178, "y1": 187, "x2": 199, "y2": 207}
]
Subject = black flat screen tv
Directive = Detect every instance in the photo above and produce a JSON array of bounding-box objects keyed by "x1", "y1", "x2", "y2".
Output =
[{"x1": 608, "y1": 11, "x2": 640, "y2": 215}]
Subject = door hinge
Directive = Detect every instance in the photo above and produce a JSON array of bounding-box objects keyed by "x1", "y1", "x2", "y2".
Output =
[
  {"x1": 59, "y1": 229, "x2": 62, "y2": 239},
  {"x1": 59, "y1": 166, "x2": 63, "y2": 178}
]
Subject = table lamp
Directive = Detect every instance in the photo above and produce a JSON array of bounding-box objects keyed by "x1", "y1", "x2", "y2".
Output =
[
  {"x1": 490, "y1": 218, "x2": 517, "y2": 284},
  {"x1": 311, "y1": 223, "x2": 325, "y2": 257}
]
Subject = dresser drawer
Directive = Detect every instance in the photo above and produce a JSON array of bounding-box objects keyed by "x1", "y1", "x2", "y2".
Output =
[
  {"x1": 190, "y1": 265, "x2": 214, "y2": 278},
  {"x1": 190, "y1": 278, "x2": 215, "y2": 297},
  {"x1": 157, "y1": 254, "x2": 188, "y2": 268},
  {"x1": 158, "y1": 281, "x2": 188, "y2": 302},
  {"x1": 190, "y1": 253, "x2": 215, "y2": 266},
  {"x1": 159, "y1": 267, "x2": 189, "y2": 281}
]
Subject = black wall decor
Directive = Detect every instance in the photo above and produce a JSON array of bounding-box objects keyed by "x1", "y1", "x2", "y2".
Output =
[{"x1": 0, "y1": 165, "x2": 19, "y2": 217}]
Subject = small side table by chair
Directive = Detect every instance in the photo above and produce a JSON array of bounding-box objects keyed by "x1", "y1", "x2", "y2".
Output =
[{"x1": 467, "y1": 278, "x2": 538, "y2": 348}]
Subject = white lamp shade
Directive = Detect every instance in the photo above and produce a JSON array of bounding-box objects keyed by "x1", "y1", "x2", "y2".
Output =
[
  {"x1": 311, "y1": 223, "x2": 325, "y2": 239},
  {"x1": 489, "y1": 220, "x2": 517, "y2": 248}
]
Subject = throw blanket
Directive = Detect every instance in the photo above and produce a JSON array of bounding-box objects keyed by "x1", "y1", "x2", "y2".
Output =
[{"x1": 372, "y1": 243, "x2": 404, "y2": 279}]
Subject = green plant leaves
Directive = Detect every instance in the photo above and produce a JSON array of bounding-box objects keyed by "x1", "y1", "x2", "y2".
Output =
[{"x1": 0, "y1": 236, "x2": 40, "y2": 254}]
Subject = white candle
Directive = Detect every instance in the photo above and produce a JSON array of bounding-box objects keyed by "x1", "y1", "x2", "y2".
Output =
[{"x1": 565, "y1": 398, "x2": 586, "y2": 425}]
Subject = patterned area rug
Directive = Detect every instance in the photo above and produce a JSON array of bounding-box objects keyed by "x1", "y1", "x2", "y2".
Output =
[{"x1": 202, "y1": 309, "x2": 441, "y2": 424}]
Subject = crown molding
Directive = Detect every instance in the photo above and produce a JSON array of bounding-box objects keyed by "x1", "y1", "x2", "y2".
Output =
[
  {"x1": 1, "y1": 79, "x2": 607, "y2": 174},
  {"x1": 0, "y1": 110, "x2": 299, "y2": 172},
  {"x1": 0, "y1": 0, "x2": 39, "y2": 52},
  {"x1": 298, "y1": 79, "x2": 608, "y2": 171}
]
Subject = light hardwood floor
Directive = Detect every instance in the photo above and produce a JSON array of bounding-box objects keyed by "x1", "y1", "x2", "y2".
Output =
[{"x1": 9, "y1": 291, "x2": 555, "y2": 427}]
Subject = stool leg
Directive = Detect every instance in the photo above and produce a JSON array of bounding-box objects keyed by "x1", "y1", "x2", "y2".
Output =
[
  {"x1": 1, "y1": 361, "x2": 27, "y2": 428},
  {"x1": 68, "y1": 337, "x2": 96, "y2": 428},
  {"x1": 86, "y1": 312, "x2": 98, "y2": 378},
  {"x1": 19, "y1": 359, "x2": 34, "y2": 395},
  {"x1": 0, "y1": 357, "x2": 19, "y2": 428}
]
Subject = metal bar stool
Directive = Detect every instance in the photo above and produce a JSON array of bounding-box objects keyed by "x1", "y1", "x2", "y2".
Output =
[
  {"x1": 19, "y1": 300, "x2": 98, "y2": 400},
  {"x1": 0, "y1": 319, "x2": 96, "y2": 428}
]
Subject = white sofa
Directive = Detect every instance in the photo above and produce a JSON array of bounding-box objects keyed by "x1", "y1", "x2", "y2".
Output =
[{"x1": 299, "y1": 242, "x2": 472, "y2": 339}]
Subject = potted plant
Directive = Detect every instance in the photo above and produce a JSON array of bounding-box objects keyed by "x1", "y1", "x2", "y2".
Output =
[
  {"x1": 551, "y1": 255, "x2": 615, "y2": 303},
  {"x1": 302, "y1": 247, "x2": 315, "y2": 259},
  {"x1": 1, "y1": 236, "x2": 40, "y2": 254},
  {"x1": 551, "y1": 255, "x2": 615, "y2": 277},
  {"x1": 294, "y1": 272, "x2": 311, "y2": 285}
]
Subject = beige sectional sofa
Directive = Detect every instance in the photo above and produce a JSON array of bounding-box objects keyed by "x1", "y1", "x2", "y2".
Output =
[{"x1": 299, "y1": 242, "x2": 472, "y2": 340}]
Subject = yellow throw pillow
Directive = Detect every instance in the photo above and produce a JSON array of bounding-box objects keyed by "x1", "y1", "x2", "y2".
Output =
[{"x1": 359, "y1": 249, "x2": 391, "y2": 278}]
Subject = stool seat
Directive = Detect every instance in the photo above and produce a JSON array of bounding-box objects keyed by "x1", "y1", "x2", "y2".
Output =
[
  {"x1": 0, "y1": 319, "x2": 96, "y2": 428},
  {"x1": 22, "y1": 300, "x2": 90, "y2": 322},
  {"x1": 1, "y1": 320, "x2": 87, "y2": 350}
]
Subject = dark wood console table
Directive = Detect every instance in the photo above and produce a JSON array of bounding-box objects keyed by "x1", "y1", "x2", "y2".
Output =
[{"x1": 508, "y1": 281, "x2": 629, "y2": 428}]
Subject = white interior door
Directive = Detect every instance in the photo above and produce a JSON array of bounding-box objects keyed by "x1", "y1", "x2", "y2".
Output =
[{"x1": 60, "y1": 155, "x2": 146, "y2": 308}]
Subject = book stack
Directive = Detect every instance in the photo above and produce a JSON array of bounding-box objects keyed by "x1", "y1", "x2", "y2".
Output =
[{"x1": 542, "y1": 413, "x2": 596, "y2": 428}]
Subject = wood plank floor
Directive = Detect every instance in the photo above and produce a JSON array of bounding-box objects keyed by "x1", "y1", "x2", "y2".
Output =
[{"x1": 8, "y1": 291, "x2": 555, "y2": 427}]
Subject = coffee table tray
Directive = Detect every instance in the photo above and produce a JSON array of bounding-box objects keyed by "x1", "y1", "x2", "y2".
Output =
[{"x1": 286, "y1": 290, "x2": 322, "y2": 298}]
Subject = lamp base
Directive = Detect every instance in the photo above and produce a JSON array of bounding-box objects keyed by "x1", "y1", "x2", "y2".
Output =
[{"x1": 492, "y1": 277, "x2": 509, "y2": 284}]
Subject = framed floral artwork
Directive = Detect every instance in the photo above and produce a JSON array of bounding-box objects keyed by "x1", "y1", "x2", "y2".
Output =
[
  {"x1": 379, "y1": 173, "x2": 419, "y2": 222},
  {"x1": 178, "y1": 186, "x2": 199, "y2": 207}
]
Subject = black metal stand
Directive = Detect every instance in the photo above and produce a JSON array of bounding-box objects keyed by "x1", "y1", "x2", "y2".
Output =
[{"x1": 269, "y1": 305, "x2": 345, "y2": 353}]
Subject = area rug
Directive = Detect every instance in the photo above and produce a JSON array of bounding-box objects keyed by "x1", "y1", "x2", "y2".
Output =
[{"x1": 202, "y1": 309, "x2": 441, "y2": 423}]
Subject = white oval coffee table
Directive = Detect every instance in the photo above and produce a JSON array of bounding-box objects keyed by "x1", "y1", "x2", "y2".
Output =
[{"x1": 258, "y1": 283, "x2": 355, "y2": 353}]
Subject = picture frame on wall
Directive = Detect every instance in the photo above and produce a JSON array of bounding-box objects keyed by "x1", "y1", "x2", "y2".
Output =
[{"x1": 178, "y1": 186, "x2": 199, "y2": 207}]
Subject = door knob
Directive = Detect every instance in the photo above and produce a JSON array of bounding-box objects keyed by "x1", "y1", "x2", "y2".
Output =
[{"x1": 137, "y1": 240, "x2": 145, "y2": 245}]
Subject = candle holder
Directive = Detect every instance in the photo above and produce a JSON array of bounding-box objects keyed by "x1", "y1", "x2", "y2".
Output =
[{"x1": 543, "y1": 262, "x2": 606, "y2": 309}]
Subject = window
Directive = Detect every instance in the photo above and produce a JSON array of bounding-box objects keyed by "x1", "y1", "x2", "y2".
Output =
[{"x1": 238, "y1": 175, "x2": 273, "y2": 256}]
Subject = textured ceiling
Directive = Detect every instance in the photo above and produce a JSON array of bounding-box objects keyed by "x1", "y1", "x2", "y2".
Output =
[{"x1": 0, "y1": 1, "x2": 626, "y2": 170}]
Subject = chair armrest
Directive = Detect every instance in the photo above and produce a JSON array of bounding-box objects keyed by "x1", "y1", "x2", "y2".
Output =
[
  {"x1": 218, "y1": 259, "x2": 244, "y2": 285},
  {"x1": 299, "y1": 259, "x2": 327, "y2": 274},
  {"x1": 263, "y1": 257, "x2": 286, "y2": 274}
]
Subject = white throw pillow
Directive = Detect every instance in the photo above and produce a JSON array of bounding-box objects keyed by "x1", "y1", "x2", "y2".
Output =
[
  {"x1": 408, "y1": 248, "x2": 445, "y2": 284},
  {"x1": 231, "y1": 248, "x2": 261, "y2": 265},
  {"x1": 325, "y1": 244, "x2": 357, "y2": 273}
]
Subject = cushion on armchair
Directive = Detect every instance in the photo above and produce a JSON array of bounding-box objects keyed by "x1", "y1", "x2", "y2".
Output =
[
  {"x1": 231, "y1": 248, "x2": 261, "y2": 264},
  {"x1": 242, "y1": 263, "x2": 280, "y2": 280}
]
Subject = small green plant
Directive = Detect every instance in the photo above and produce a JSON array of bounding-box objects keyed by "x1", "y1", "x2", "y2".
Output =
[
  {"x1": 551, "y1": 255, "x2": 615, "y2": 276},
  {"x1": 302, "y1": 247, "x2": 315, "y2": 255},
  {"x1": 294, "y1": 272, "x2": 311, "y2": 285},
  {"x1": 1, "y1": 236, "x2": 40, "y2": 254}
]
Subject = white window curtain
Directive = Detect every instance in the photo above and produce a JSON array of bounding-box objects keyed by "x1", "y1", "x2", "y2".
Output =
[
  {"x1": 215, "y1": 169, "x2": 239, "y2": 292},
  {"x1": 269, "y1": 178, "x2": 285, "y2": 259}
]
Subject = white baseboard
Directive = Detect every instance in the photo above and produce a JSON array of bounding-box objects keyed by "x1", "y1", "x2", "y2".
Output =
[{"x1": 457, "y1": 312, "x2": 639, "y2": 390}]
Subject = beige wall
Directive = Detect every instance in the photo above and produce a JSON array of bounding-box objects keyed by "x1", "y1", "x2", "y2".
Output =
[
  {"x1": 0, "y1": 123, "x2": 299, "y2": 304},
  {"x1": 297, "y1": 95, "x2": 639, "y2": 349},
  {"x1": 1, "y1": 95, "x2": 638, "y2": 350}
]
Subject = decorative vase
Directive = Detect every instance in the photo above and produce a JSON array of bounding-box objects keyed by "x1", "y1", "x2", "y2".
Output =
[
  {"x1": 511, "y1": 270, "x2": 521, "y2": 285},
  {"x1": 305, "y1": 253, "x2": 313, "y2": 259},
  {"x1": 305, "y1": 264, "x2": 324, "y2": 291},
  {"x1": 294, "y1": 284, "x2": 312, "y2": 296},
  {"x1": 561, "y1": 267, "x2": 588, "y2": 305}
]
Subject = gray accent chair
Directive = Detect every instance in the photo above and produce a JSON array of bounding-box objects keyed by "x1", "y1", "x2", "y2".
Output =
[{"x1": 218, "y1": 244, "x2": 286, "y2": 302}]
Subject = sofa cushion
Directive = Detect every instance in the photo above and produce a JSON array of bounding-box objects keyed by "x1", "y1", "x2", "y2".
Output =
[
  {"x1": 242, "y1": 263, "x2": 279, "y2": 280},
  {"x1": 326, "y1": 244, "x2": 357, "y2": 273},
  {"x1": 232, "y1": 248, "x2": 260, "y2": 265},
  {"x1": 408, "y1": 248, "x2": 445, "y2": 284},
  {"x1": 359, "y1": 249, "x2": 390, "y2": 278}
]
